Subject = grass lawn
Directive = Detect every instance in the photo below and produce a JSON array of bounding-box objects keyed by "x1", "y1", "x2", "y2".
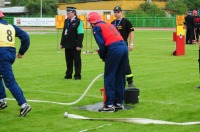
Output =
[{"x1": 0, "y1": 28, "x2": 200, "y2": 132}]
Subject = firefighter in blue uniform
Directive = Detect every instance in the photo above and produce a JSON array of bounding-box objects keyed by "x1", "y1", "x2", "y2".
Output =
[
  {"x1": 60, "y1": 7, "x2": 84, "y2": 80},
  {"x1": 88, "y1": 12, "x2": 128, "y2": 112},
  {"x1": 111, "y1": 6, "x2": 135, "y2": 88},
  {"x1": 0, "y1": 11, "x2": 31, "y2": 116}
]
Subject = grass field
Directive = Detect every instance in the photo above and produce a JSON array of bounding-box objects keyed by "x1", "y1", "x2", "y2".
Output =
[{"x1": 0, "y1": 28, "x2": 200, "y2": 132}]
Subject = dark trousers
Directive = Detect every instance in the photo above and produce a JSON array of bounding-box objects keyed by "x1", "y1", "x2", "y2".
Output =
[
  {"x1": 124, "y1": 42, "x2": 133, "y2": 84},
  {"x1": 0, "y1": 48, "x2": 26, "y2": 106},
  {"x1": 65, "y1": 48, "x2": 82, "y2": 79},
  {"x1": 126, "y1": 57, "x2": 133, "y2": 84},
  {"x1": 186, "y1": 28, "x2": 194, "y2": 44},
  {"x1": 195, "y1": 28, "x2": 199, "y2": 42},
  {"x1": 104, "y1": 41, "x2": 128, "y2": 106}
]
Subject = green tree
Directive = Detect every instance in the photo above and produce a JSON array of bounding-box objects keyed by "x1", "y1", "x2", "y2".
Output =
[
  {"x1": 125, "y1": 2, "x2": 165, "y2": 17},
  {"x1": 183, "y1": 0, "x2": 200, "y2": 11},
  {"x1": 165, "y1": 0, "x2": 188, "y2": 15},
  {"x1": 25, "y1": 0, "x2": 57, "y2": 16},
  {"x1": 11, "y1": 0, "x2": 27, "y2": 6},
  {"x1": 10, "y1": 0, "x2": 57, "y2": 16}
]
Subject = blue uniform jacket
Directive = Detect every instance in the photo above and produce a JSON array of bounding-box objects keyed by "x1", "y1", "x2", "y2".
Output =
[
  {"x1": 92, "y1": 21, "x2": 107, "y2": 60},
  {"x1": 0, "y1": 19, "x2": 30, "y2": 55}
]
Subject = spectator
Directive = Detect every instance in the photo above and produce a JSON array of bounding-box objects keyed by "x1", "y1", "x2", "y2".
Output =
[
  {"x1": 193, "y1": 10, "x2": 200, "y2": 43},
  {"x1": 60, "y1": 7, "x2": 84, "y2": 80},
  {"x1": 111, "y1": 6, "x2": 135, "y2": 87},
  {"x1": 185, "y1": 11, "x2": 195, "y2": 44}
]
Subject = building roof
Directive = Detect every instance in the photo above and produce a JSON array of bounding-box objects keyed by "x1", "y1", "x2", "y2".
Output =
[{"x1": 0, "y1": 6, "x2": 27, "y2": 13}]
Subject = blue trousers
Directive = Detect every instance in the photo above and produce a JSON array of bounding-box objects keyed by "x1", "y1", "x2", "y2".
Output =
[
  {"x1": 0, "y1": 48, "x2": 26, "y2": 106},
  {"x1": 104, "y1": 41, "x2": 128, "y2": 106}
]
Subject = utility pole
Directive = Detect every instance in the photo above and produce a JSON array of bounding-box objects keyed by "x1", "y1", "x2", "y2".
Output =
[
  {"x1": 147, "y1": 0, "x2": 152, "y2": 3},
  {"x1": 40, "y1": 0, "x2": 42, "y2": 18},
  {"x1": 0, "y1": 0, "x2": 5, "y2": 6}
]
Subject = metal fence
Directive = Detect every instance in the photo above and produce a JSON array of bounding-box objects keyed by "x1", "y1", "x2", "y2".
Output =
[
  {"x1": 127, "y1": 17, "x2": 176, "y2": 27},
  {"x1": 57, "y1": 0, "x2": 100, "y2": 3},
  {"x1": 4, "y1": 17, "x2": 14, "y2": 24},
  {"x1": 4, "y1": 16, "x2": 177, "y2": 27}
]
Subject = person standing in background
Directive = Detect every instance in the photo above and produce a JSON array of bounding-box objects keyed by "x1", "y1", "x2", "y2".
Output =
[
  {"x1": 60, "y1": 7, "x2": 84, "y2": 80},
  {"x1": 111, "y1": 6, "x2": 135, "y2": 87},
  {"x1": 193, "y1": 10, "x2": 200, "y2": 43},
  {"x1": 185, "y1": 11, "x2": 195, "y2": 44}
]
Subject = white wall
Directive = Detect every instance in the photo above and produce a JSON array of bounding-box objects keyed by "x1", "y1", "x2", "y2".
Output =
[{"x1": 0, "y1": 0, "x2": 5, "y2": 7}]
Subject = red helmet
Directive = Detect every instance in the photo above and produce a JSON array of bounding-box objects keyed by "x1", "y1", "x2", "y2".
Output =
[
  {"x1": 193, "y1": 10, "x2": 198, "y2": 15},
  {"x1": 87, "y1": 12, "x2": 102, "y2": 24},
  {"x1": 0, "y1": 11, "x2": 5, "y2": 18}
]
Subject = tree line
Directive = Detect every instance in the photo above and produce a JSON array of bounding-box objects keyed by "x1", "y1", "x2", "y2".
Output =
[
  {"x1": 10, "y1": 0, "x2": 200, "y2": 17},
  {"x1": 126, "y1": 0, "x2": 200, "y2": 17}
]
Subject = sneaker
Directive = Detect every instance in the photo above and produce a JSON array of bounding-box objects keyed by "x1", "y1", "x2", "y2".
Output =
[
  {"x1": 0, "y1": 100, "x2": 7, "y2": 110},
  {"x1": 114, "y1": 104, "x2": 124, "y2": 111},
  {"x1": 98, "y1": 106, "x2": 115, "y2": 112},
  {"x1": 19, "y1": 104, "x2": 31, "y2": 117}
]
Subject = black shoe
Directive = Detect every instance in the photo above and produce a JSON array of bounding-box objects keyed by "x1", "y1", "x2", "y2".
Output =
[
  {"x1": 114, "y1": 104, "x2": 124, "y2": 111},
  {"x1": 19, "y1": 104, "x2": 31, "y2": 117},
  {"x1": 74, "y1": 75, "x2": 81, "y2": 80},
  {"x1": 64, "y1": 75, "x2": 72, "y2": 79},
  {"x1": 128, "y1": 83, "x2": 135, "y2": 88},
  {"x1": 98, "y1": 106, "x2": 115, "y2": 112},
  {"x1": 74, "y1": 77, "x2": 81, "y2": 80},
  {"x1": 0, "y1": 100, "x2": 7, "y2": 110},
  {"x1": 196, "y1": 86, "x2": 200, "y2": 89}
]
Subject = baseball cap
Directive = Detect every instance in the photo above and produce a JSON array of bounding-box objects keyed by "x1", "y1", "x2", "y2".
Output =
[
  {"x1": 66, "y1": 7, "x2": 76, "y2": 13},
  {"x1": 113, "y1": 6, "x2": 122, "y2": 12}
]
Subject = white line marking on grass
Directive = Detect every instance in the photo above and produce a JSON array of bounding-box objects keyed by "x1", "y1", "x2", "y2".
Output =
[
  {"x1": 148, "y1": 38, "x2": 171, "y2": 40},
  {"x1": 6, "y1": 98, "x2": 77, "y2": 105},
  {"x1": 79, "y1": 124, "x2": 112, "y2": 132},
  {"x1": 141, "y1": 99, "x2": 200, "y2": 108},
  {"x1": 133, "y1": 54, "x2": 197, "y2": 59},
  {"x1": 25, "y1": 89, "x2": 101, "y2": 98},
  {"x1": 6, "y1": 98, "x2": 200, "y2": 108},
  {"x1": 27, "y1": 90, "x2": 68, "y2": 95},
  {"x1": 27, "y1": 32, "x2": 58, "y2": 34},
  {"x1": 56, "y1": 51, "x2": 64, "y2": 53},
  {"x1": 6, "y1": 98, "x2": 200, "y2": 125}
]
